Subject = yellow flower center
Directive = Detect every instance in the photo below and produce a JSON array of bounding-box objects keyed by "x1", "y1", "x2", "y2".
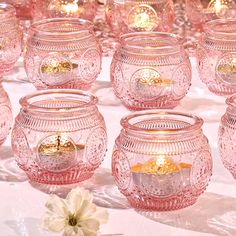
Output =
[{"x1": 68, "y1": 214, "x2": 77, "y2": 226}]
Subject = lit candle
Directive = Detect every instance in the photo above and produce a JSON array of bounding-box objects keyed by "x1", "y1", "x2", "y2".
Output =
[
  {"x1": 61, "y1": 1, "x2": 79, "y2": 14},
  {"x1": 137, "y1": 69, "x2": 173, "y2": 87},
  {"x1": 37, "y1": 134, "x2": 85, "y2": 171},
  {"x1": 207, "y1": 0, "x2": 229, "y2": 17},
  {"x1": 217, "y1": 58, "x2": 236, "y2": 75},
  {"x1": 41, "y1": 60, "x2": 78, "y2": 75},
  {"x1": 128, "y1": 4, "x2": 159, "y2": 31},
  {"x1": 131, "y1": 156, "x2": 192, "y2": 195}
]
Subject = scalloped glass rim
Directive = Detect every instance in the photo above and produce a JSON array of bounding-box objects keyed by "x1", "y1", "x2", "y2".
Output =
[
  {"x1": 20, "y1": 89, "x2": 98, "y2": 112},
  {"x1": 121, "y1": 110, "x2": 203, "y2": 135}
]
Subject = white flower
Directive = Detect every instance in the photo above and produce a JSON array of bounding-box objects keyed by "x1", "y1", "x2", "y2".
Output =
[{"x1": 41, "y1": 187, "x2": 109, "y2": 236}]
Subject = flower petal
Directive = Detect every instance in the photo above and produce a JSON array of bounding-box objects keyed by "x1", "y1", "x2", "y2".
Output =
[
  {"x1": 76, "y1": 200, "x2": 97, "y2": 219},
  {"x1": 45, "y1": 194, "x2": 68, "y2": 217},
  {"x1": 81, "y1": 226, "x2": 98, "y2": 236},
  {"x1": 79, "y1": 218, "x2": 100, "y2": 232},
  {"x1": 66, "y1": 189, "x2": 83, "y2": 213},
  {"x1": 41, "y1": 212, "x2": 65, "y2": 232},
  {"x1": 63, "y1": 226, "x2": 85, "y2": 236},
  {"x1": 91, "y1": 207, "x2": 109, "y2": 224}
]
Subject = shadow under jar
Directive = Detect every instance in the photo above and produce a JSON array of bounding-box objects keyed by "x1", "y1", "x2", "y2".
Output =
[
  {"x1": 218, "y1": 95, "x2": 236, "y2": 179},
  {"x1": 197, "y1": 19, "x2": 236, "y2": 95},
  {"x1": 24, "y1": 18, "x2": 102, "y2": 90},
  {"x1": 33, "y1": 0, "x2": 98, "y2": 22},
  {"x1": 110, "y1": 32, "x2": 192, "y2": 110},
  {"x1": 0, "y1": 83, "x2": 13, "y2": 145},
  {"x1": 186, "y1": 0, "x2": 236, "y2": 30},
  {"x1": 0, "y1": 3, "x2": 22, "y2": 76},
  {"x1": 11, "y1": 90, "x2": 107, "y2": 184},
  {"x1": 112, "y1": 111, "x2": 212, "y2": 211},
  {"x1": 105, "y1": 0, "x2": 174, "y2": 37}
]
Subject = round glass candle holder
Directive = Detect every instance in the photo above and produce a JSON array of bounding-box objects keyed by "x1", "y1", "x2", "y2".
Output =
[
  {"x1": 112, "y1": 111, "x2": 212, "y2": 210},
  {"x1": 219, "y1": 95, "x2": 236, "y2": 179},
  {"x1": 105, "y1": 0, "x2": 175, "y2": 37},
  {"x1": 186, "y1": 0, "x2": 236, "y2": 29},
  {"x1": 24, "y1": 18, "x2": 102, "y2": 90},
  {"x1": 4, "y1": 0, "x2": 34, "y2": 20},
  {"x1": 33, "y1": 0, "x2": 98, "y2": 22},
  {"x1": 197, "y1": 19, "x2": 236, "y2": 96},
  {"x1": 110, "y1": 32, "x2": 192, "y2": 110},
  {"x1": 11, "y1": 90, "x2": 107, "y2": 184},
  {"x1": 0, "y1": 83, "x2": 13, "y2": 145},
  {"x1": 0, "y1": 3, "x2": 22, "y2": 76}
]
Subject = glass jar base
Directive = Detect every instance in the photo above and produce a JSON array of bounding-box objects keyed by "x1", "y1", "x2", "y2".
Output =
[
  {"x1": 24, "y1": 169, "x2": 94, "y2": 185},
  {"x1": 127, "y1": 195, "x2": 198, "y2": 211}
]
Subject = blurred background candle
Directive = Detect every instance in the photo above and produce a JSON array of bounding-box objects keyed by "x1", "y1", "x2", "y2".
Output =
[
  {"x1": 105, "y1": 0, "x2": 174, "y2": 37},
  {"x1": 186, "y1": 0, "x2": 236, "y2": 29},
  {"x1": 33, "y1": 0, "x2": 98, "y2": 21},
  {"x1": 0, "y1": 3, "x2": 22, "y2": 76}
]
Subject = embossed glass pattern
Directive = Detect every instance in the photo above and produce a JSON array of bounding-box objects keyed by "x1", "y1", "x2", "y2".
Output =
[
  {"x1": 112, "y1": 111, "x2": 212, "y2": 210},
  {"x1": 105, "y1": 0, "x2": 175, "y2": 37},
  {"x1": 111, "y1": 32, "x2": 192, "y2": 110},
  {"x1": 0, "y1": 83, "x2": 13, "y2": 145},
  {"x1": 24, "y1": 18, "x2": 102, "y2": 90},
  {"x1": 186, "y1": 0, "x2": 236, "y2": 29},
  {"x1": 197, "y1": 19, "x2": 236, "y2": 95},
  {"x1": 0, "y1": 3, "x2": 22, "y2": 76},
  {"x1": 33, "y1": 0, "x2": 98, "y2": 22},
  {"x1": 219, "y1": 95, "x2": 236, "y2": 179},
  {"x1": 11, "y1": 90, "x2": 107, "y2": 184}
]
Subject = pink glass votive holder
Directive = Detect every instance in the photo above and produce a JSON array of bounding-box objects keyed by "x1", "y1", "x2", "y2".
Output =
[
  {"x1": 33, "y1": 0, "x2": 98, "y2": 22},
  {"x1": 11, "y1": 90, "x2": 107, "y2": 184},
  {"x1": 110, "y1": 32, "x2": 192, "y2": 110},
  {"x1": 197, "y1": 19, "x2": 236, "y2": 96},
  {"x1": 0, "y1": 83, "x2": 13, "y2": 145},
  {"x1": 0, "y1": 3, "x2": 22, "y2": 76},
  {"x1": 112, "y1": 111, "x2": 212, "y2": 211},
  {"x1": 4, "y1": 0, "x2": 34, "y2": 20},
  {"x1": 24, "y1": 18, "x2": 102, "y2": 90},
  {"x1": 186, "y1": 0, "x2": 236, "y2": 30},
  {"x1": 219, "y1": 94, "x2": 236, "y2": 178},
  {"x1": 105, "y1": 0, "x2": 175, "y2": 37}
]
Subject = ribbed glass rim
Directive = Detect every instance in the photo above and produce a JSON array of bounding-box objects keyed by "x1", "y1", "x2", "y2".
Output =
[
  {"x1": 226, "y1": 94, "x2": 236, "y2": 108},
  {"x1": 20, "y1": 89, "x2": 98, "y2": 112},
  {"x1": 30, "y1": 18, "x2": 93, "y2": 37},
  {"x1": 204, "y1": 18, "x2": 236, "y2": 41},
  {"x1": 0, "y1": 3, "x2": 16, "y2": 17},
  {"x1": 121, "y1": 110, "x2": 203, "y2": 135},
  {"x1": 120, "y1": 32, "x2": 183, "y2": 52}
]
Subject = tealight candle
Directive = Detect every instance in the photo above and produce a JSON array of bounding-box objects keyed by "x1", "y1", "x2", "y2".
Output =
[
  {"x1": 197, "y1": 18, "x2": 236, "y2": 95},
  {"x1": 112, "y1": 111, "x2": 212, "y2": 210},
  {"x1": 25, "y1": 18, "x2": 101, "y2": 90},
  {"x1": 12, "y1": 90, "x2": 107, "y2": 184},
  {"x1": 105, "y1": 0, "x2": 174, "y2": 37},
  {"x1": 111, "y1": 32, "x2": 191, "y2": 110}
]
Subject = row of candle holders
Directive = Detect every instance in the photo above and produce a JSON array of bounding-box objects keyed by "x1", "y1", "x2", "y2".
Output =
[
  {"x1": 1, "y1": 3, "x2": 236, "y2": 110},
  {"x1": 0, "y1": 2, "x2": 235, "y2": 212},
  {"x1": 0, "y1": 86, "x2": 235, "y2": 211},
  {"x1": 4, "y1": 0, "x2": 236, "y2": 34}
]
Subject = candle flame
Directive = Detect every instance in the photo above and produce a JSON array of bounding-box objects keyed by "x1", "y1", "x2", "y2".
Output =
[
  {"x1": 215, "y1": 0, "x2": 222, "y2": 13},
  {"x1": 61, "y1": 0, "x2": 79, "y2": 13},
  {"x1": 134, "y1": 12, "x2": 150, "y2": 29}
]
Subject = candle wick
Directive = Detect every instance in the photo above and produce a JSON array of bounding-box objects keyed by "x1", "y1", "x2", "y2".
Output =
[{"x1": 57, "y1": 135, "x2": 61, "y2": 151}]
